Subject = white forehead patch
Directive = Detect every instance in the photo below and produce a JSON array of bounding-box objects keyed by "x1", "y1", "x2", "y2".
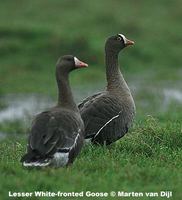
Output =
[
  {"x1": 74, "y1": 57, "x2": 79, "y2": 65},
  {"x1": 118, "y1": 34, "x2": 127, "y2": 44}
]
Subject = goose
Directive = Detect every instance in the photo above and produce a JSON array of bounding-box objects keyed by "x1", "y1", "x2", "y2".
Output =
[
  {"x1": 21, "y1": 55, "x2": 88, "y2": 167},
  {"x1": 78, "y1": 34, "x2": 135, "y2": 145}
]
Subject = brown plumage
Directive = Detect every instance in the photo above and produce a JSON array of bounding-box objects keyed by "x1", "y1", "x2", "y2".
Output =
[
  {"x1": 78, "y1": 34, "x2": 136, "y2": 145},
  {"x1": 21, "y1": 55, "x2": 88, "y2": 167}
]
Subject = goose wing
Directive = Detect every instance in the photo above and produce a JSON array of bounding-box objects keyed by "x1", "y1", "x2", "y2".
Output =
[
  {"x1": 21, "y1": 111, "x2": 83, "y2": 162},
  {"x1": 79, "y1": 95, "x2": 129, "y2": 145},
  {"x1": 78, "y1": 92, "x2": 103, "y2": 110}
]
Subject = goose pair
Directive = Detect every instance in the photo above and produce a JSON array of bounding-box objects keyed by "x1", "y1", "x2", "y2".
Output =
[{"x1": 21, "y1": 33, "x2": 135, "y2": 168}]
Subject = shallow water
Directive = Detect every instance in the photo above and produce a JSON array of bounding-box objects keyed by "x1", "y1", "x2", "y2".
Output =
[
  {"x1": 0, "y1": 86, "x2": 181, "y2": 122},
  {"x1": 135, "y1": 86, "x2": 182, "y2": 112},
  {"x1": 163, "y1": 89, "x2": 182, "y2": 103},
  {"x1": 0, "y1": 94, "x2": 53, "y2": 123},
  {"x1": 0, "y1": 83, "x2": 182, "y2": 137},
  {"x1": 0, "y1": 84, "x2": 103, "y2": 124}
]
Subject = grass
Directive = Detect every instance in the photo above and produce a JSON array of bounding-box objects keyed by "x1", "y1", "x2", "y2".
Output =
[
  {"x1": 0, "y1": 116, "x2": 181, "y2": 200},
  {"x1": 0, "y1": 0, "x2": 182, "y2": 95},
  {"x1": 0, "y1": 0, "x2": 182, "y2": 199}
]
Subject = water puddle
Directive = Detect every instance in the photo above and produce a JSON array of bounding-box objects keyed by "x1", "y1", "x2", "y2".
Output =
[
  {"x1": 0, "y1": 84, "x2": 103, "y2": 124},
  {"x1": 0, "y1": 94, "x2": 53, "y2": 123},
  {"x1": 0, "y1": 88, "x2": 182, "y2": 123},
  {"x1": 163, "y1": 89, "x2": 182, "y2": 103},
  {"x1": 0, "y1": 85, "x2": 181, "y2": 139}
]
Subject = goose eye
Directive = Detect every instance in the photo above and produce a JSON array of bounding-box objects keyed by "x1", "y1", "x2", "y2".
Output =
[
  {"x1": 67, "y1": 58, "x2": 72, "y2": 61},
  {"x1": 117, "y1": 36, "x2": 122, "y2": 41}
]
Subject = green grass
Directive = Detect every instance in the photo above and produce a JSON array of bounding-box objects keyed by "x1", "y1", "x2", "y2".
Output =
[
  {"x1": 0, "y1": 116, "x2": 181, "y2": 200},
  {"x1": 0, "y1": 0, "x2": 182, "y2": 199}
]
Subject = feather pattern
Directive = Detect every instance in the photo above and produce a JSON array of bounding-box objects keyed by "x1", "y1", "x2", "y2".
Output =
[
  {"x1": 79, "y1": 93, "x2": 135, "y2": 145},
  {"x1": 21, "y1": 110, "x2": 84, "y2": 167},
  {"x1": 78, "y1": 34, "x2": 136, "y2": 145},
  {"x1": 21, "y1": 55, "x2": 85, "y2": 167}
]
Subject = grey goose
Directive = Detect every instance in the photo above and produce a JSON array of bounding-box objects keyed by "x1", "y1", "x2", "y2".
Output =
[
  {"x1": 79, "y1": 34, "x2": 136, "y2": 145},
  {"x1": 21, "y1": 55, "x2": 88, "y2": 167}
]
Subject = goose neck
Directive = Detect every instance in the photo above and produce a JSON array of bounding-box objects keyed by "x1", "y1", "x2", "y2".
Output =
[
  {"x1": 56, "y1": 72, "x2": 78, "y2": 111},
  {"x1": 105, "y1": 50, "x2": 130, "y2": 93}
]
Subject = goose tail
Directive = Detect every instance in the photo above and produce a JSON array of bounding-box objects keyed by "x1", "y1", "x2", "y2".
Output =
[
  {"x1": 20, "y1": 152, "x2": 51, "y2": 168},
  {"x1": 21, "y1": 150, "x2": 69, "y2": 168}
]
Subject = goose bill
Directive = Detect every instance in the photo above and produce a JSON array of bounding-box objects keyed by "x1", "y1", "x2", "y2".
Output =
[
  {"x1": 74, "y1": 57, "x2": 88, "y2": 68},
  {"x1": 125, "y1": 39, "x2": 135, "y2": 46}
]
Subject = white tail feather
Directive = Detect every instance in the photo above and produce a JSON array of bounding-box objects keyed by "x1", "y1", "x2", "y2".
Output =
[
  {"x1": 23, "y1": 161, "x2": 50, "y2": 167},
  {"x1": 23, "y1": 132, "x2": 81, "y2": 168}
]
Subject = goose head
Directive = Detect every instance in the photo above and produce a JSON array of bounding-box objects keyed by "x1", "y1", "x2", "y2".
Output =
[
  {"x1": 105, "y1": 33, "x2": 134, "y2": 53},
  {"x1": 56, "y1": 55, "x2": 88, "y2": 74}
]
